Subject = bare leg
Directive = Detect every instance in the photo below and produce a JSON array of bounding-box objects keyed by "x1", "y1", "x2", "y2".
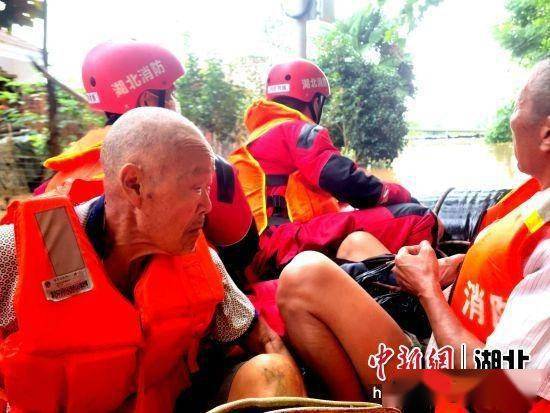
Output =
[
  {"x1": 336, "y1": 231, "x2": 391, "y2": 262},
  {"x1": 277, "y1": 251, "x2": 414, "y2": 401},
  {"x1": 227, "y1": 353, "x2": 306, "y2": 401}
]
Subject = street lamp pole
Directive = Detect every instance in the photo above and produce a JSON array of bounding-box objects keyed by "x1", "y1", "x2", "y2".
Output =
[
  {"x1": 281, "y1": 0, "x2": 314, "y2": 58},
  {"x1": 281, "y1": 0, "x2": 334, "y2": 58},
  {"x1": 297, "y1": 18, "x2": 307, "y2": 58}
]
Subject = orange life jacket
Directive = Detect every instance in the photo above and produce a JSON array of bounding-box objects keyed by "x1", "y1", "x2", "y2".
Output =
[
  {"x1": 479, "y1": 178, "x2": 542, "y2": 231},
  {"x1": 43, "y1": 127, "x2": 108, "y2": 197},
  {"x1": 229, "y1": 99, "x2": 339, "y2": 234},
  {"x1": 450, "y1": 179, "x2": 549, "y2": 342},
  {"x1": 0, "y1": 196, "x2": 224, "y2": 413}
]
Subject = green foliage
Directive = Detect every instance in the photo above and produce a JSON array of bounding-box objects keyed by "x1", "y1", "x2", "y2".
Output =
[
  {"x1": 0, "y1": 75, "x2": 46, "y2": 141},
  {"x1": 317, "y1": 1, "x2": 440, "y2": 165},
  {"x1": 1, "y1": 75, "x2": 103, "y2": 154},
  {"x1": 398, "y1": 0, "x2": 443, "y2": 32},
  {"x1": 1, "y1": 74, "x2": 103, "y2": 190},
  {"x1": 55, "y1": 88, "x2": 104, "y2": 147},
  {"x1": 0, "y1": 0, "x2": 44, "y2": 31},
  {"x1": 495, "y1": 0, "x2": 550, "y2": 67},
  {"x1": 176, "y1": 55, "x2": 247, "y2": 147},
  {"x1": 486, "y1": 101, "x2": 514, "y2": 143},
  {"x1": 488, "y1": 0, "x2": 549, "y2": 143}
]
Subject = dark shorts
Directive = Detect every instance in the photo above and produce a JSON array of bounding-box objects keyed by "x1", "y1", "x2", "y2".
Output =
[{"x1": 174, "y1": 343, "x2": 247, "y2": 413}]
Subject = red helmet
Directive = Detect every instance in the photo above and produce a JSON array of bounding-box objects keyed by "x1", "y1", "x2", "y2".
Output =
[
  {"x1": 265, "y1": 59, "x2": 330, "y2": 103},
  {"x1": 82, "y1": 41, "x2": 184, "y2": 114}
]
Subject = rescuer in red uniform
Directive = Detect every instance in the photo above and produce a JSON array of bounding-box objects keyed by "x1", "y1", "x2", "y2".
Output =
[{"x1": 230, "y1": 59, "x2": 437, "y2": 280}]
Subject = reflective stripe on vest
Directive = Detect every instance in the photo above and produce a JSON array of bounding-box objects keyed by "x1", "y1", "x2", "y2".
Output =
[
  {"x1": 479, "y1": 178, "x2": 542, "y2": 231},
  {"x1": 229, "y1": 119, "x2": 339, "y2": 234},
  {"x1": 0, "y1": 196, "x2": 224, "y2": 413},
  {"x1": 450, "y1": 188, "x2": 549, "y2": 342}
]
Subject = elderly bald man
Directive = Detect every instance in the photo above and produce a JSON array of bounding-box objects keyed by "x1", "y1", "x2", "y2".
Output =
[{"x1": 0, "y1": 107, "x2": 305, "y2": 413}]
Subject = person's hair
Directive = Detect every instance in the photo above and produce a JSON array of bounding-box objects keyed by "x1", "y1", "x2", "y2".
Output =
[
  {"x1": 272, "y1": 96, "x2": 308, "y2": 112},
  {"x1": 101, "y1": 107, "x2": 213, "y2": 181},
  {"x1": 527, "y1": 58, "x2": 550, "y2": 121}
]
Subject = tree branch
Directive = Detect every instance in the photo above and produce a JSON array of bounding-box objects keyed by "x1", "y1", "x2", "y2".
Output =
[{"x1": 30, "y1": 58, "x2": 88, "y2": 105}]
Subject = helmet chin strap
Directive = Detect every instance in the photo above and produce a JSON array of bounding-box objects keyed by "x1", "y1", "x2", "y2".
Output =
[
  {"x1": 156, "y1": 90, "x2": 166, "y2": 108},
  {"x1": 308, "y1": 94, "x2": 326, "y2": 124},
  {"x1": 106, "y1": 89, "x2": 168, "y2": 125}
]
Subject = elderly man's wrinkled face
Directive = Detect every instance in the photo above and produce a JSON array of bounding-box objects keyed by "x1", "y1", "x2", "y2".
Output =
[
  {"x1": 139, "y1": 148, "x2": 214, "y2": 255},
  {"x1": 510, "y1": 89, "x2": 534, "y2": 174},
  {"x1": 510, "y1": 87, "x2": 544, "y2": 175}
]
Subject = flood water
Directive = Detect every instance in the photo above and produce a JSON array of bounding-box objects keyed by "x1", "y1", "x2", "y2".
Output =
[{"x1": 370, "y1": 137, "x2": 529, "y2": 197}]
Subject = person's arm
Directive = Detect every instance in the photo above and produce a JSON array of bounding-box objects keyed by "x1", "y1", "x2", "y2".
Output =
[
  {"x1": 208, "y1": 249, "x2": 293, "y2": 358},
  {"x1": 394, "y1": 241, "x2": 483, "y2": 367},
  {"x1": 286, "y1": 123, "x2": 411, "y2": 207},
  {"x1": 0, "y1": 224, "x2": 18, "y2": 340},
  {"x1": 241, "y1": 316, "x2": 293, "y2": 358}
]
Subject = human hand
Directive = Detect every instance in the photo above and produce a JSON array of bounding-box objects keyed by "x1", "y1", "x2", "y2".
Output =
[
  {"x1": 394, "y1": 240, "x2": 440, "y2": 298},
  {"x1": 437, "y1": 254, "x2": 465, "y2": 288}
]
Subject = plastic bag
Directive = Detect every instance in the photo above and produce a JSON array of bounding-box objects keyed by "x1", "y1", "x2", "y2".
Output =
[{"x1": 339, "y1": 255, "x2": 431, "y2": 340}]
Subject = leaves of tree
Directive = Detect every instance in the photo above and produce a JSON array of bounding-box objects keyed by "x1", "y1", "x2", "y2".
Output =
[
  {"x1": 495, "y1": 0, "x2": 550, "y2": 67},
  {"x1": 317, "y1": 1, "x2": 438, "y2": 165},
  {"x1": 487, "y1": 0, "x2": 548, "y2": 143},
  {"x1": 176, "y1": 55, "x2": 247, "y2": 150},
  {"x1": 0, "y1": 0, "x2": 44, "y2": 32}
]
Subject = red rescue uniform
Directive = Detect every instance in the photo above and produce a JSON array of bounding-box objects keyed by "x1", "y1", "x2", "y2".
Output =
[{"x1": 230, "y1": 99, "x2": 437, "y2": 280}]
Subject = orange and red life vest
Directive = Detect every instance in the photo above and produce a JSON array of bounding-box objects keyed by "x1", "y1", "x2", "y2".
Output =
[
  {"x1": 431, "y1": 179, "x2": 548, "y2": 413},
  {"x1": 450, "y1": 178, "x2": 548, "y2": 342},
  {"x1": 0, "y1": 196, "x2": 223, "y2": 412},
  {"x1": 229, "y1": 100, "x2": 339, "y2": 234},
  {"x1": 43, "y1": 127, "x2": 108, "y2": 197}
]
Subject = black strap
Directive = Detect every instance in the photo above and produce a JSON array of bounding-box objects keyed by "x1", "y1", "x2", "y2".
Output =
[
  {"x1": 156, "y1": 89, "x2": 166, "y2": 108},
  {"x1": 84, "y1": 195, "x2": 105, "y2": 257},
  {"x1": 266, "y1": 195, "x2": 287, "y2": 210},
  {"x1": 104, "y1": 112, "x2": 121, "y2": 125},
  {"x1": 266, "y1": 195, "x2": 290, "y2": 227},
  {"x1": 266, "y1": 174, "x2": 289, "y2": 187},
  {"x1": 267, "y1": 215, "x2": 290, "y2": 227},
  {"x1": 214, "y1": 155, "x2": 235, "y2": 203},
  {"x1": 307, "y1": 93, "x2": 327, "y2": 124}
]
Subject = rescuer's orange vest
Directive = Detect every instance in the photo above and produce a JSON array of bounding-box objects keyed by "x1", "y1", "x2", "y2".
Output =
[
  {"x1": 229, "y1": 100, "x2": 339, "y2": 234},
  {"x1": 479, "y1": 178, "x2": 542, "y2": 231},
  {"x1": 0, "y1": 196, "x2": 223, "y2": 413},
  {"x1": 450, "y1": 179, "x2": 549, "y2": 342},
  {"x1": 43, "y1": 127, "x2": 109, "y2": 199}
]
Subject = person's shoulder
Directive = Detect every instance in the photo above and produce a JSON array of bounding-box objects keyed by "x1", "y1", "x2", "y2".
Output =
[
  {"x1": 282, "y1": 120, "x2": 329, "y2": 148},
  {"x1": 0, "y1": 223, "x2": 15, "y2": 256},
  {"x1": 524, "y1": 237, "x2": 550, "y2": 276},
  {"x1": 523, "y1": 188, "x2": 550, "y2": 223},
  {"x1": 74, "y1": 196, "x2": 101, "y2": 226},
  {"x1": 0, "y1": 223, "x2": 17, "y2": 328}
]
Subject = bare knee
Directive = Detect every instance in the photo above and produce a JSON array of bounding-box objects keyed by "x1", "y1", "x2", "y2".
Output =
[
  {"x1": 277, "y1": 251, "x2": 335, "y2": 313},
  {"x1": 228, "y1": 354, "x2": 306, "y2": 400},
  {"x1": 337, "y1": 231, "x2": 389, "y2": 261}
]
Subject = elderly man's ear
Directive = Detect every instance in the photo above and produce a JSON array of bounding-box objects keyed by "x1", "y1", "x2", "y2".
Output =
[
  {"x1": 541, "y1": 116, "x2": 550, "y2": 153},
  {"x1": 119, "y1": 163, "x2": 144, "y2": 207}
]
